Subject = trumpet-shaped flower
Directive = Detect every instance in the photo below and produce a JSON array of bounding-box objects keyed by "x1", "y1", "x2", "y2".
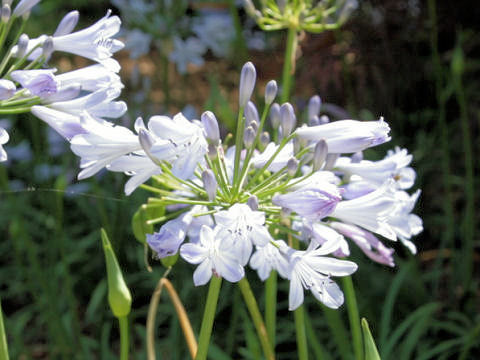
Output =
[
  {"x1": 11, "y1": 69, "x2": 58, "y2": 97},
  {"x1": 0, "y1": 79, "x2": 16, "y2": 100},
  {"x1": 214, "y1": 203, "x2": 272, "y2": 265},
  {"x1": 147, "y1": 212, "x2": 193, "y2": 258},
  {"x1": 252, "y1": 141, "x2": 294, "y2": 172},
  {"x1": 287, "y1": 240, "x2": 358, "y2": 310},
  {"x1": 250, "y1": 240, "x2": 290, "y2": 281},
  {"x1": 180, "y1": 225, "x2": 245, "y2": 286}
]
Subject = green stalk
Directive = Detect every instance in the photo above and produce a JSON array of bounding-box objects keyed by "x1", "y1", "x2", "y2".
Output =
[
  {"x1": 238, "y1": 277, "x2": 275, "y2": 360},
  {"x1": 233, "y1": 107, "x2": 246, "y2": 190},
  {"x1": 342, "y1": 276, "x2": 363, "y2": 360},
  {"x1": 427, "y1": 0, "x2": 455, "y2": 296},
  {"x1": 0, "y1": 301, "x2": 10, "y2": 360},
  {"x1": 280, "y1": 26, "x2": 298, "y2": 103},
  {"x1": 304, "y1": 315, "x2": 332, "y2": 360},
  {"x1": 452, "y1": 46, "x2": 475, "y2": 291},
  {"x1": 294, "y1": 305, "x2": 309, "y2": 360},
  {"x1": 119, "y1": 316, "x2": 129, "y2": 360},
  {"x1": 195, "y1": 276, "x2": 222, "y2": 360},
  {"x1": 265, "y1": 270, "x2": 277, "y2": 347},
  {"x1": 0, "y1": 106, "x2": 32, "y2": 114}
]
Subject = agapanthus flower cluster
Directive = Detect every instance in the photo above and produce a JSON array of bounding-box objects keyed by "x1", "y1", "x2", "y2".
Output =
[
  {"x1": 57, "y1": 61, "x2": 422, "y2": 311},
  {"x1": 0, "y1": 0, "x2": 125, "y2": 162}
]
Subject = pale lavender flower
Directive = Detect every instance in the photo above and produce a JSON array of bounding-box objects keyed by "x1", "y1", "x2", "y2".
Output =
[
  {"x1": 250, "y1": 240, "x2": 290, "y2": 281},
  {"x1": 53, "y1": 10, "x2": 79, "y2": 36},
  {"x1": 330, "y1": 222, "x2": 395, "y2": 267},
  {"x1": 10, "y1": 69, "x2": 58, "y2": 97},
  {"x1": 55, "y1": 64, "x2": 123, "y2": 92},
  {"x1": 272, "y1": 182, "x2": 342, "y2": 221},
  {"x1": 252, "y1": 141, "x2": 294, "y2": 172},
  {"x1": 180, "y1": 225, "x2": 245, "y2": 286},
  {"x1": 12, "y1": 0, "x2": 40, "y2": 17},
  {"x1": 214, "y1": 203, "x2": 272, "y2": 266},
  {"x1": 31, "y1": 106, "x2": 86, "y2": 140},
  {"x1": 287, "y1": 240, "x2": 358, "y2": 310},
  {"x1": 169, "y1": 36, "x2": 206, "y2": 75},
  {"x1": 295, "y1": 118, "x2": 391, "y2": 153},
  {"x1": 147, "y1": 212, "x2": 193, "y2": 258},
  {"x1": 192, "y1": 12, "x2": 234, "y2": 57},
  {"x1": 0, "y1": 79, "x2": 15, "y2": 100},
  {"x1": 123, "y1": 29, "x2": 151, "y2": 59}
]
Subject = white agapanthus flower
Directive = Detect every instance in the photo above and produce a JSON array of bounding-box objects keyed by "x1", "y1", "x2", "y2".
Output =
[{"x1": 0, "y1": 127, "x2": 9, "y2": 162}]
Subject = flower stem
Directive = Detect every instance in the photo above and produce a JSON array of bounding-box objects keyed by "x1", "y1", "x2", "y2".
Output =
[
  {"x1": 294, "y1": 305, "x2": 309, "y2": 360},
  {"x1": 342, "y1": 276, "x2": 363, "y2": 360},
  {"x1": 321, "y1": 305, "x2": 352, "y2": 360},
  {"x1": 195, "y1": 276, "x2": 222, "y2": 360},
  {"x1": 281, "y1": 26, "x2": 298, "y2": 103},
  {"x1": 0, "y1": 300, "x2": 10, "y2": 360},
  {"x1": 265, "y1": 270, "x2": 277, "y2": 347},
  {"x1": 238, "y1": 277, "x2": 275, "y2": 360},
  {"x1": 118, "y1": 316, "x2": 129, "y2": 360}
]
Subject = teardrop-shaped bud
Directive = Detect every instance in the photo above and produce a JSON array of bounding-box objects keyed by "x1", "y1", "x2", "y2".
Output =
[{"x1": 239, "y1": 62, "x2": 256, "y2": 108}]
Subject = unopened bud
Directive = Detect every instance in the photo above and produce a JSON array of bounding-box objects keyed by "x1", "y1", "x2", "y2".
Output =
[
  {"x1": 312, "y1": 139, "x2": 328, "y2": 171},
  {"x1": 308, "y1": 95, "x2": 321, "y2": 121},
  {"x1": 202, "y1": 169, "x2": 217, "y2": 201},
  {"x1": 247, "y1": 195, "x2": 259, "y2": 211},
  {"x1": 351, "y1": 151, "x2": 363, "y2": 163},
  {"x1": 269, "y1": 103, "x2": 281, "y2": 128},
  {"x1": 239, "y1": 62, "x2": 256, "y2": 108},
  {"x1": 249, "y1": 120, "x2": 258, "y2": 133},
  {"x1": 42, "y1": 36, "x2": 54, "y2": 59},
  {"x1": 0, "y1": 79, "x2": 15, "y2": 100},
  {"x1": 293, "y1": 137, "x2": 301, "y2": 154},
  {"x1": 2, "y1": 1, "x2": 12, "y2": 6},
  {"x1": 319, "y1": 115, "x2": 330, "y2": 124},
  {"x1": 16, "y1": 33, "x2": 29, "y2": 58},
  {"x1": 309, "y1": 115, "x2": 320, "y2": 126},
  {"x1": 208, "y1": 143, "x2": 218, "y2": 160},
  {"x1": 245, "y1": 101, "x2": 259, "y2": 126},
  {"x1": 201, "y1": 111, "x2": 220, "y2": 145},
  {"x1": 280, "y1": 102, "x2": 296, "y2": 137},
  {"x1": 1, "y1": 4, "x2": 10, "y2": 22},
  {"x1": 139, "y1": 129, "x2": 162, "y2": 166},
  {"x1": 244, "y1": 126, "x2": 256, "y2": 148},
  {"x1": 54, "y1": 10, "x2": 79, "y2": 37},
  {"x1": 324, "y1": 153, "x2": 339, "y2": 171},
  {"x1": 287, "y1": 157, "x2": 299, "y2": 176},
  {"x1": 12, "y1": 0, "x2": 40, "y2": 17},
  {"x1": 260, "y1": 131, "x2": 270, "y2": 147},
  {"x1": 101, "y1": 229, "x2": 132, "y2": 318},
  {"x1": 265, "y1": 80, "x2": 277, "y2": 105}
]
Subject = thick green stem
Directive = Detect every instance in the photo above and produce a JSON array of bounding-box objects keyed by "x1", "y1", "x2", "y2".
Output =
[
  {"x1": 265, "y1": 270, "x2": 277, "y2": 347},
  {"x1": 119, "y1": 316, "x2": 129, "y2": 360},
  {"x1": 321, "y1": 306, "x2": 352, "y2": 360},
  {"x1": 281, "y1": 27, "x2": 298, "y2": 103},
  {"x1": 238, "y1": 277, "x2": 275, "y2": 360},
  {"x1": 342, "y1": 276, "x2": 363, "y2": 360},
  {"x1": 294, "y1": 305, "x2": 309, "y2": 360},
  {"x1": 195, "y1": 276, "x2": 222, "y2": 360},
  {"x1": 0, "y1": 301, "x2": 10, "y2": 360}
]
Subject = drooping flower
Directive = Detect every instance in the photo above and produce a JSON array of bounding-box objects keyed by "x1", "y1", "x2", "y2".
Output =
[{"x1": 147, "y1": 212, "x2": 193, "y2": 258}]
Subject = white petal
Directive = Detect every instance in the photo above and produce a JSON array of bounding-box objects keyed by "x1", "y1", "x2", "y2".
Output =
[
  {"x1": 180, "y1": 243, "x2": 207, "y2": 264},
  {"x1": 288, "y1": 273, "x2": 305, "y2": 311},
  {"x1": 193, "y1": 260, "x2": 213, "y2": 286}
]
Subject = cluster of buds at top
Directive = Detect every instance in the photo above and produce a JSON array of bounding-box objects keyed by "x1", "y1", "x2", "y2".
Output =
[
  {"x1": 243, "y1": 0, "x2": 358, "y2": 33},
  {"x1": 71, "y1": 62, "x2": 422, "y2": 311}
]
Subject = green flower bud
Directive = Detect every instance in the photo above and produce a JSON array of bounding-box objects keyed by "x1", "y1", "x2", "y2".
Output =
[{"x1": 101, "y1": 229, "x2": 132, "y2": 318}]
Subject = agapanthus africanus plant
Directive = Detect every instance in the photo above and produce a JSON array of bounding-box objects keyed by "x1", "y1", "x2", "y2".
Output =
[
  {"x1": 55, "y1": 61, "x2": 422, "y2": 358},
  {"x1": 0, "y1": 0, "x2": 126, "y2": 163}
]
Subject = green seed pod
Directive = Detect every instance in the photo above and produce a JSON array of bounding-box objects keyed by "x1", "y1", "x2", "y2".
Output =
[{"x1": 101, "y1": 229, "x2": 132, "y2": 318}]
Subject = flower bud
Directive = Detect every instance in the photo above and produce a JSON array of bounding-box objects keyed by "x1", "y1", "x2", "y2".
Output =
[
  {"x1": 319, "y1": 115, "x2": 330, "y2": 124},
  {"x1": 2, "y1": 1, "x2": 12, "y2": 6},
  {"x1": 351, "y1": 151, "x2": 363, "y2": 163},
  {"x1": 280, "y1": 102, "x2": 296, "y2": 137},
  {"x1": 202, "y1": 169, "x2": 217, "y2": 201},
  {"x1": 139, "y1": 128, "x2": 161, "y2": 166},
  {"x1": 1, "y1": 4, "x2": 10, "y2": 22},
  {"x1": 324, "y1": 153, "x2": 339, "y2": 171},
  {"x1": 16, "y1": 33, "x2": 29, "y2": 58},
  {"x1": 207, "y1": 143, "x2": 218, "y2": 160},
  {"x1": 287, "y1": 157, "x2": 299, "y2": 176},
  {"x1": 201, "y1": 111, "x2": 220, "y2": 145},
  {"x1": 0, "y1": 79, "x2": 15, "y2": 100},
  {"x1": 245, "y1": 101, "x2": 259, "y2": 126},
  {"x1": 308, "y1": 95, "x2": 321, "y2": 121},
  {"x1": 260, "y1": 131, "x2": 270, "y2": 148},
  {"x1": 53, "y1": 10, "x2": 79, "y2": 37},
  {"x1": 12, "y1": 0, "x2": 40, "y2": 17},
  {"x1": 265, "y1": 80, "x2": 277, "y2": 105},
  {"x1": 244, "y1": 126, "x2": 256, "y2": 148},
  {"x1": 309, "y1": 115, "x2": 320, "y2": 127},
  {"x1": 247, "y1": 195, "x2": 259, "y2": 211},
  {"x1": 269, "y1": 103, "x2": 281, "y2": 128},
  {"x1": 239, "y1": 62, "x2": 256, "y2": 108},
  {"x1": 249, "y1": 120, "x2": 258, "y2": 133},
  {"x1": 101, "y1": 229, "x2": 132, "y2": 318},
  {"x1": 312, "y1": 139, "x2": 328, "y2": 171},
  {"x1": 42, "y1": 36, "x2": 54, "y2": 59}
]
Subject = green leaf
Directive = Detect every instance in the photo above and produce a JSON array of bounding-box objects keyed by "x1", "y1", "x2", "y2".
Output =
[
  {"x1": 132, "y1": 204, "x2": 164, "y2": 244},
  {"x1": 362, "y1": 318, "x2": 381, "y2": 360}
]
